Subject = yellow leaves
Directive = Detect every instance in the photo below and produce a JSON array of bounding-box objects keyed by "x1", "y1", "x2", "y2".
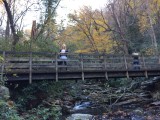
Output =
[
  {"x1": 0, "y1": 0, "x2": 3, "y2": 4},
  {"x1": 138, "y1": 0, "x2": 158, "y2": 33},
  {"x1": 75, "y1": 49, "x2": 91, "y2": 53},
  {"x1": 153, "y1": 0, "x2": 160, "y2": 7},
  {"x1": 138, "y1": 15, "x2": 149, "y2": 33},
  {"x1": 128, "y1": 0, "x2": 135, "y2": 9},
  {"x1": 0, "y1": 56, "x2": 4, "y2": 61},
  {"x1": 144, "y1": 48, "x2": 155, "y2": 55},
  {"x1": 63, "y1": 7, "x2": 116, "y2": 53}
]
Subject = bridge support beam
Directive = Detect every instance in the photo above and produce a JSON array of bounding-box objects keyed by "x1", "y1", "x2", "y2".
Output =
[
  {"x1": 80, "y1": 54, "x2": 84, "y2": 81},
  {"x1": 145, "y1": 71, "x2": 148, "y2": 78},
  {"x1": 104, "y1": 54, "x2": 108, "y2": 80},
  {"x1": 55, "y1": 53, "x2": 58, "y2": 82},
  {"x1": 142, "y1": 56, "x2": 148, "y2": 78},
  {"x1": 29, "y1": 52, "x2": 32, "y2": 84},
  {"x1": 105, "y1": 72, "x2": 108, "y2": 80},
  {"x1": 124, "y1": 55, "x2": 129, "y2": 79}
]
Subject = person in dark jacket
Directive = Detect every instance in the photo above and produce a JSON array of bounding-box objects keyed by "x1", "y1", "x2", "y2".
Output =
[{"x1": 132, "y1": 53, "x2": 140, "y2": 70}]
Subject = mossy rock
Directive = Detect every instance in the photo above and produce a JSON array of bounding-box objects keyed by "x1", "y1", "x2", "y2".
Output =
[{"x1": 0, "y1": 86, "x2": 10, "y2": 101}]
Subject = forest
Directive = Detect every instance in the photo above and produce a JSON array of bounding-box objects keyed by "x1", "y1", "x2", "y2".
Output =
[{"x1": 0, "y1": 0, "x2": 160, "y2": 120}]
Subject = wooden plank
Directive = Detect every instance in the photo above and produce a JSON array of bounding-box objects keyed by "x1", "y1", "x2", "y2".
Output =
[{"x1": 5, "y1": 69, "x2": 160, "y2": 82}]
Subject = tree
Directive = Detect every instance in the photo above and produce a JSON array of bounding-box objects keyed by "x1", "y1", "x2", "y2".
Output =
[
  {"x1": 36, "y1": 0, "x2": 61, "y2": 40},
  {"x1": 68, "y1": 6, "x2": 115, "y2": 53},
  {"x1": 2, "y1": 0, "x2": 19, "y2": 51}
]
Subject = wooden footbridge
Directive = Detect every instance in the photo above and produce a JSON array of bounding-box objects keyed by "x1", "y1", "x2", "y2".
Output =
[{"x1": 1, "y1": 51, "x2": 160, "y2": 83}]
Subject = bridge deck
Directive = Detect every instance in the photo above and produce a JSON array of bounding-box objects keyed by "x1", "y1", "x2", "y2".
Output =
[{"x1": 0, "y1": 51, "x2": 160, "y2": 83}]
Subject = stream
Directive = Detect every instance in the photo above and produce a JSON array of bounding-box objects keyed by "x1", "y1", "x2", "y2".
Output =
[{"x1": 60, "y1": 80, "x2": 160, "y2": 120}]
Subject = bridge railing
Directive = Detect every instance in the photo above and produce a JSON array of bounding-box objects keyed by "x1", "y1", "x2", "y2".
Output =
[
  {"x1": 1, "y1": 51, "x2": 160, "y2": 71},
  {"x1": 1, "y1": 51, "x2": 160, "y2": 83}
]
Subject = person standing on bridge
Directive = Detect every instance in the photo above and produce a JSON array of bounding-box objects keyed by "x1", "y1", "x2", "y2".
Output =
[
  {"x1": 59, "y1": 44, "x2": 68, "y2": 70},
  {"x1": 132, "y1": 52, "x2": 140, "y2": 70}
]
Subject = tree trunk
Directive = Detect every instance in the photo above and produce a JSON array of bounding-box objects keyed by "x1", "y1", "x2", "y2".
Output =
[
  {"x1": 110, "y1": 2, "x2": 129, "y2": 55},
  {"x1": 146, "y1": 0, "x2": 158, "y2": 55},
  {"x1": 5, "y1": 19, "x2": 10, "y2": 40},
  {"x1": 3, "y1": 0, "x2": 19, "y2": 51}
]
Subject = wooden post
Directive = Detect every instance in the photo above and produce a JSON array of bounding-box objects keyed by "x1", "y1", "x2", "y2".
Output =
[
  {"x1": 124, "y1": 55, "x2": 129, "y2": 79},
  {"x1": 1, "y1": 51, "x2": 5, "y2": 82},
  {"x1": 104, "y1": 54, "x2": 108, "y2": 80},
  {"x1": 29, "y1": 52, "x2": 32, "y2": 84},
  {"x1": 55, "y1": 53, "x2": 58, "y2": 82},
  {"x1": 142, "y1": 55, "x2": 148, "y2": 78},
  {"x1": 80, "y1": 54, "x2": 84, "y2": 81}
]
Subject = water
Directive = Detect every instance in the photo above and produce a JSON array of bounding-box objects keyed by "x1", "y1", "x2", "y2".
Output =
[{"x1": 73, "y1": 101, "x2": 92, "y2": 110}]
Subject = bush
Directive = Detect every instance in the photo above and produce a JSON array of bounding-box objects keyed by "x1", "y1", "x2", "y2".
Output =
[
  {"x1": 23, "y1": 104, "x2": 61, "y2": 120},
  {"x1": 0, "y1": 100, "x2": 22, "y2": 120}
]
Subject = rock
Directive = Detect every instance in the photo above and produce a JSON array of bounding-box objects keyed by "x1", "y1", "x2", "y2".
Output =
[
  {"x1": 151, "y1": 101, "x2": 160, "y2": 106},
  {"x1": 133, "y1": 108, "x2": 144, "y2": 116},
  {"x1": 141, "y1": 77, "x2": 160, "y2": 91},
  {"x1": 152, "y1": 91, "x2": 160, "y2": 100},
  {"x1": 62, "y1": 105, "x2": 73, "y2": 114},
  {"x1": 88, "y1": 92, "x2": 99, "y2": 99},
  {"x1": 54, "y1": 99, "x2": 62, "y2": 105},
  {"x1": 0, "y1": 86, "x2": 10, "y2": 100},
  {"x1": 63, "y1": 95, "x2": 74, "y2": 102},
  {"x1": 66, "y1": 114, "x2": 93, "y2": 120}
]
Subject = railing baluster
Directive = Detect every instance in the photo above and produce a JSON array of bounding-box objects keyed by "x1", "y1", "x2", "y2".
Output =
[
  {"x1": 55, "y1": 53, "x2": 58, "y2": 82},
  {"x1": 1, "y1": 51, "x2": 5, "y2": 83},
  {"x1": 29, "y1": 52, "x2": 32, "y2": 84},
  {"x1": 124, "y1": 55, "x2": 129, "y2": 79}
]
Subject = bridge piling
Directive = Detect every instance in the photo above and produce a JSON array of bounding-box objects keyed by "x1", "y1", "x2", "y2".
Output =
[
  {"x1": 104, "y1": 54, "x2": 108, "y2": 80},
  {"x1": 142, "y1": 55, "x2": 148, "y2": 78},
  {"x1": 29, "y1": 52, "x2": 32, "y2": 84},
  {"x1": 55, "y1": 53, "x2": 58, "y2": 82},
  {"x1": 124, "y1": 55, "x2": 129, "y2": 79},
  {"x1": 80, "y1": 54, "x2": 84, "y2": 81}
]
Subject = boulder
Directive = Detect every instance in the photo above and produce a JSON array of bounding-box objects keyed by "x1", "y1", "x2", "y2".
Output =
[
  {"x1": 66, "y1": 114, "x2": 93, "y2": 120},
  {"x1": 0, "y1": 86, "x2": 10, "y2": 100}
]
